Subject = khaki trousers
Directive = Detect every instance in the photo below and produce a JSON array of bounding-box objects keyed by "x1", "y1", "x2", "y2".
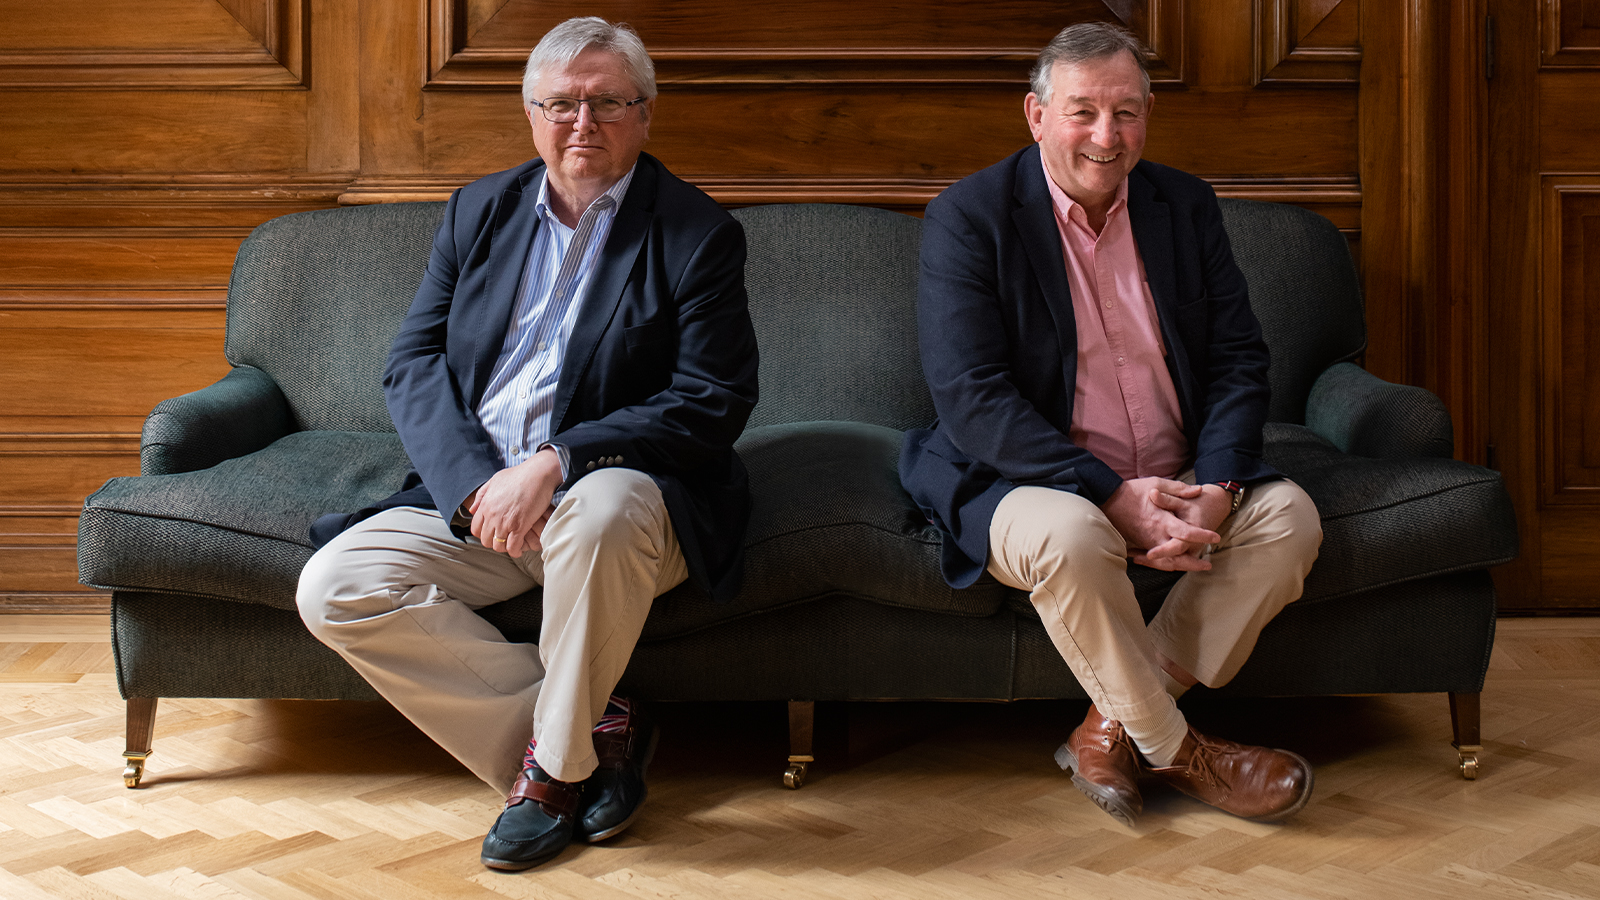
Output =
[
  {"x1": 296, "y1": 468, "x2": 687, "y2": 794},
  {"x1": 987, "y1": 478, "x2": 1321, "y2": 726}
]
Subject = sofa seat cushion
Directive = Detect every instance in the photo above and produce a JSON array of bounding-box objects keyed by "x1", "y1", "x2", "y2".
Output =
[
  {"x1": 483, "y1": 421, "x2": 1010, "y2": 643},
  {"x1": 79, "y1": 431, "x2": 413, "y2": 610},
  {"x1": 1005, "y1": 423, "x2": 1517, "y2": 623},
  {"x1": 1262, "y1": 423, "x2": 1517, "y2": 603}
]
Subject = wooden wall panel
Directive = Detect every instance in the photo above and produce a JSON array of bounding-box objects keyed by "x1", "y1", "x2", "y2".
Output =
[
  {"x1": 0, "y1": 0, "x2": 307, "y2": 88},
  {"x1": 1543, "y1": 182, "x2": 1600, "y2": 504},
  {"x1": 7, "y1": 0, "x2": 1481, "y2": 612}
]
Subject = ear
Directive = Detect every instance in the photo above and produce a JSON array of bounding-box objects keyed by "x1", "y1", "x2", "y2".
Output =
[{"x1": 1024, "y1": 92, "x2": 1046, "y2": 143}]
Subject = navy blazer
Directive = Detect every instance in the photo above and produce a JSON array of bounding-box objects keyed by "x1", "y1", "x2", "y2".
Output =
[
  {"x1": 900, "y1": 146, "x2": 1277, "y2": 588},
  {"x1": 316, "y1": 153, "x2": 759, "y2": 603}
]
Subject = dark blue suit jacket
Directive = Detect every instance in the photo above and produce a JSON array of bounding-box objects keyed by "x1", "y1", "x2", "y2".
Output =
[
  {"x1": 900, "y1": 146, "x2": 1277, "y2": 588},
  {"x1": 316, "y1": 153, "x2": 759, "y2": 603}
]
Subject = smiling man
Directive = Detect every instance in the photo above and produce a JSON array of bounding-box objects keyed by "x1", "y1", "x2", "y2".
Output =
[
  {"x1": 296, "y1": 17, "x2": 758, "y2": 871},
  {"x1": 900, "y1": 22, "x2": 1323, "y2": 825}
]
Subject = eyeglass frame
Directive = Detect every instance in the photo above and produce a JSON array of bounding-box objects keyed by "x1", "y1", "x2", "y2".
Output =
[{"x1": 528, "y1": 95, "x2": 648, "y2": 124}]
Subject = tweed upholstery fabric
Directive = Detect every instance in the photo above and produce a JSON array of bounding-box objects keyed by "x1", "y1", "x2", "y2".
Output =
[
  {"x1": 1219, "y1": 199, "x2": 1366, "y2": 425},
  {"x1": 731, "y1": 204, "x2": 933, "y2": 430},
  {"x1": 225, "y1": 202, "x2": 446, "y2": 433},
  {"x1": 113, "y1": 592, "x2": 380, "y2": 701},
  {"x1": 1308, "y1": 362, "x2": 1455, "y2": 459},
  {"x1": 80, "y1": 431, "x2": 413, "y2": 609},
  {"x1": 479, "y1": 420, "x2": 1009, "y2": 643},
  {"x1": 141, "y1": 366, "x2": 293, "y2": 476}
]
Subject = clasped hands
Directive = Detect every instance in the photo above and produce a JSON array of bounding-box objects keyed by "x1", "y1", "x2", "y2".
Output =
[
  {"x1": 1101, "y1": 476, "x2": 1234, "y2": 572},
  {"x1": 467, "y1": 447, "x2": 564, "y2": 559}
]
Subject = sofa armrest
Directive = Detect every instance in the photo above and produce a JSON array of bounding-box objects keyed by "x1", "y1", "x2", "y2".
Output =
[
  {"x1": 1304, "y1": 362, "x2": 1453, "y2": 460},
  {"x1": 140, "y1": 365, "x2": 294, "y2": 475}
]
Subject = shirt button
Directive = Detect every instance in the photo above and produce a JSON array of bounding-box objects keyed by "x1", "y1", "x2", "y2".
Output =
[
  {"x1": 538, "y1": 342, "x2": 548, "y2": 351},
  {"x1": 1104, "y1": 300, "x2": 1113, "y2": 309},
  {"x1": 1116, "y1": 357, "x2": 1126, "y2": 365}
]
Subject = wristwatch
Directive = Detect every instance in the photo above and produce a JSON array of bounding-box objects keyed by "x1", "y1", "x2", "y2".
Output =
[{"x1": 1215, "y1": 480, "x2": 1245, "y2": 516}]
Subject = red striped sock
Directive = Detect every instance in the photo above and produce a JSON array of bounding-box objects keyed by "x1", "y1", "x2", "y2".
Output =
[{"x1": 595, "y1": 696, "x2": 631, "y2": 734}]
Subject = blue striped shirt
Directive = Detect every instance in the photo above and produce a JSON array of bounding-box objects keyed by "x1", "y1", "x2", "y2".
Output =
[{"x1": 475, "y1": 169, "x2": 634, "y2": 501}]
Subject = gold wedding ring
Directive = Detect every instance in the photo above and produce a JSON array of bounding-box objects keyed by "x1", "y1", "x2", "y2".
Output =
[{"x1": 493, "y1": 537, "x2": 506, "y2": 544}]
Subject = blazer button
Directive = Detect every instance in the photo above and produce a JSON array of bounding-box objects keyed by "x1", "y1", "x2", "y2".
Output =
[
  {"x1": 615, "y1": 455, "x2": 624, "y2": 464},
  {"x1": 586, "y1": 461, "x2": 596, "y2": 471}
]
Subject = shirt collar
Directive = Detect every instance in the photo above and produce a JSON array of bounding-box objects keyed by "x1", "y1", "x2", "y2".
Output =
[
  {"x1": 1040, "y1": 151, "x2": 1128, "y2": 231},
  {"x1": 533, "y1": 164, "x2": 637, "y2": 224}
]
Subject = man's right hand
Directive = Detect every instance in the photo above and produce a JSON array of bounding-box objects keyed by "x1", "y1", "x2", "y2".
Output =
[
  {"x1": 1100, "y1": 477, "x2": 1223, "y2": 572},
  {"x1": 468, "y1": 448, "x2": 564, "y2": 558}
]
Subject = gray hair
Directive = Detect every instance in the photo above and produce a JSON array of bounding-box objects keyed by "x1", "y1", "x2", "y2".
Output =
[
  {"x1": 522, "y1": 17, "x2": 657, "y2": 106},
  {"x1": 1030, "y1": 21, "x2": 1151, "y2": 104}
]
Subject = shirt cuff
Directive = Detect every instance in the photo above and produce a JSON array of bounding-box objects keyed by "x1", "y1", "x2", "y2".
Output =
[{"x1": 538, "y1": 442, "x2": 571, "y2": 482}]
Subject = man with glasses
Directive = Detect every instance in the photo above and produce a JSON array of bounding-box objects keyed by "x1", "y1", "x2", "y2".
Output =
[
  {"x1": 297, "y1": 16, "x2": 758, "y2": 871},
  {"x1": 901, "y1": 21, "x2": 1323, "y2": 825}
]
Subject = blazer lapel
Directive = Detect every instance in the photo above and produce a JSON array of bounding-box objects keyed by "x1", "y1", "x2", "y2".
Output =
[
  {"x1": 1011, "y1": 145, "x2": 1079, "y2": 387},
  {"x1": 469, "y1": 165, "x2": 544, "y2": 405},
  {"x1": 551, "y1": 155, "x2": 656, "y2": 432}
]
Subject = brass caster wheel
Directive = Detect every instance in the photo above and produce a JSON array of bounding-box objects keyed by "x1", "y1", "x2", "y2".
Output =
[
  {"x1": 1458, "y1": 747, "x2": 1480, "y2": 780},
  {"x1": 123, "y1": 751, "x2": 149, "y2": 789},
  {"x1": 783, "y1": 760, "x2": 810, "y2": 789}
]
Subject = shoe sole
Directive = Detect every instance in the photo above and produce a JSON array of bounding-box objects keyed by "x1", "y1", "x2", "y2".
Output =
[
  {"x1": 481, "y1": 836, "x2": 569, "y2": 871},
  {"x1": 1055, "y1": 743, "x2": 1140, "y2": 827},
  {"x1": 579, "y1": 723, "x2": 660, "y2": 843}
]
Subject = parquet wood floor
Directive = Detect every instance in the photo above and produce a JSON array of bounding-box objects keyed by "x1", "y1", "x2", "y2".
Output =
[{"x1": 3, "y1": 615, "x2": 1599, "y2": 899}]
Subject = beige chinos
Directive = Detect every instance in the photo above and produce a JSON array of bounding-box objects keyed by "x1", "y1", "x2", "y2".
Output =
[
  {"x1": 297, "y1": 467, "x2": 687, "y2": 795},
  {"x1": 986, "y1": 477, "x2": 1322, "y2": 729}
]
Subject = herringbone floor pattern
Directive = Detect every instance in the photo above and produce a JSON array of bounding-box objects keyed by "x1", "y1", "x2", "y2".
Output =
[{"x1": 2, "y1": 615, "x2": 1599, "y2": 898}]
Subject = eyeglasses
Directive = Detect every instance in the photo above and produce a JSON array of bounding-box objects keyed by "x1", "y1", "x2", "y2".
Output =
[{"x1": 529, "y1": 96, "x2": 646, "y2": 123}]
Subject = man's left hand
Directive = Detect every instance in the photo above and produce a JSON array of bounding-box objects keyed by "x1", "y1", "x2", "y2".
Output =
[
  {"x1": 469, "y1": 448, "x2": 564, "y2": 558},
  {"x1": 1138, "y1": 483, "x2": 1234, "y2": 565}
]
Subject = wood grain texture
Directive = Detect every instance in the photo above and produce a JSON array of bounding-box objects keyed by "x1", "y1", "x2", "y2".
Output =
[
  {"x1": 1545, "y1": 181, "x2": 1600, "y2": 503},
  {"x1": 1, "y1": 615, "x2": 1598, "y2": 896},
  {"x1": 1255, "y1": 0, "x2": 1362, "y2": 84}
]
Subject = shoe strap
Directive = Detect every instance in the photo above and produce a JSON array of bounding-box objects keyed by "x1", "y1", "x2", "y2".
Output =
[{"x1": 507, "y1": 773, "x2": 581, "y2": 816}]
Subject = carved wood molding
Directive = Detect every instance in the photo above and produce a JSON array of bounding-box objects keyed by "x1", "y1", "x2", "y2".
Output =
[
  {"x1": 339, "y1": 173, "x2": 1358, "y2": 215},
  {"x1": 1542, "y1": 0, "x2": 1600, "y2": 68},
  {"x1": 423, "y1": 0, "x2": 1187, "y2": 89},
  {"x1": 0, "y1": 0, "x2": 308, "y2": 89},
  {"x1": 1255, "y1": 0, "x2": 1361, "y2": 85},
  {"x1": 1541, "y1": 178, "x2": 1600, "y2": 504}
]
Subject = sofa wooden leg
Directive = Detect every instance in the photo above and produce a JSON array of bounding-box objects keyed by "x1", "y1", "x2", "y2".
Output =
[
  {"x1": 124, "y1": 697, "x2": 158, "y2": 788},
  {"x1": 1449, "y1": 691, "x2": 1481, "y2": 780},
  {"x1": 785, "y1": 700, "x2": 815, "y2": 789}
]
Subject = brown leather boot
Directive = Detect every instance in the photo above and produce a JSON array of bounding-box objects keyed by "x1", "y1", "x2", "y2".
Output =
[
  {"x1": 1053, "y1": 703, "x2": 1143, "y2": 826},
  {"x1": 1145, "y1": 725, "x2": 1313, "y2": 821}
]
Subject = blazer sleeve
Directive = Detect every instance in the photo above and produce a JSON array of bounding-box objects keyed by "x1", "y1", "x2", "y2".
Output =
[
  {"x1": 553, "y1": 216, "x2": 759, "y2": 485},
  {"x1": 918, "y1": 195, "x2": 1125, "y2": 504},
  {"x1": 382, "y1": 189, "x2": 505, "y2": 518}
]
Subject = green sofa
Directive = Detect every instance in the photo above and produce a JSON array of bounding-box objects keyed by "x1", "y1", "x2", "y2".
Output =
[{"x1": 78, "y1": 199, "x2": 1518, "y2": 790}]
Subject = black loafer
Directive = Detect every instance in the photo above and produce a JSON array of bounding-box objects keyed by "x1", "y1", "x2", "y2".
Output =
[
  {"x1": 577, "y1": 711, "x2": 660, "y2": 842},
  {"x1": 481, "y1": 764, "x2": 581, "y2": 871}
]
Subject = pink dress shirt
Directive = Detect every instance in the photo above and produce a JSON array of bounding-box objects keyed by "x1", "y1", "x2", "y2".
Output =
[{"x1": 1043, "y1": 158, "x2": 1189, "y2": 481}]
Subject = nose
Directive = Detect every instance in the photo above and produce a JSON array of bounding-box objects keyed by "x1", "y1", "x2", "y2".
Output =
[
  {"x1": 1090, "y1": 113, "x2": 1116, "y2": 147},
  {"x1": 573, "y1": 102, "x2": 600, "y2": 133}
]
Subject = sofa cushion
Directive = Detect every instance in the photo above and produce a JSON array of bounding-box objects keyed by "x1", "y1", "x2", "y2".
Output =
[
  {"x1": 483, "y1": 421, "x2": 1011, "y2": 643},
  {"x1": 1263, "y1": 422, "x2": 1518, "y2": 602},
  {"x1": 78, "y1": 431, "x2": 413, "y2": 609},
  {"x1": 1006, "y1": 423, "x2": 1518, "y2": 623}
]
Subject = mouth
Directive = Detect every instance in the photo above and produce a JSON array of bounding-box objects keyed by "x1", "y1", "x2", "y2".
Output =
[{"x1": 1083, "y1": 151, "x2": 1120, "y2": 164}]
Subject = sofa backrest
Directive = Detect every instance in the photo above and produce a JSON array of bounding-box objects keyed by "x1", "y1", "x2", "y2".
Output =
[
  {"x1": 732, "y1": 204, "x2": 934, "y2": 430},
  {"x1": 226, "y1": 201, "x2": 446, "y2": 432},
  {"x1": 219, "y1": 197, "x2": 1359, "y2": 436},
  {"x1": 1218, "y1": 198, "x2": 1367, "y2": 424}
]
